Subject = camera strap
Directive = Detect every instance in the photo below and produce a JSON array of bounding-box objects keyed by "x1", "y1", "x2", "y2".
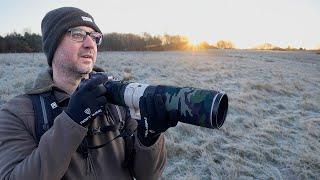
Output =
[
  {"x1": 29, "y1": 91, "x2": 63, "y2": 144},
  {"x1": 28, "y1": 91, "x2": 136, "y2": 178}
]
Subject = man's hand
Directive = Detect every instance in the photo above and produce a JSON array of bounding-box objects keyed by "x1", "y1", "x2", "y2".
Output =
[
  {"x1": 65, "y1": 74, "x2": 109, "y2": 126},
  {"x1": 137, "y1": 94, "x2": 178, "y2": 146}
]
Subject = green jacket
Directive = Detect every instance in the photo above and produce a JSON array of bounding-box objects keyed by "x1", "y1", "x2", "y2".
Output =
[{"x1": 0, "y1": 68, "x2": 166, "y2": 180}]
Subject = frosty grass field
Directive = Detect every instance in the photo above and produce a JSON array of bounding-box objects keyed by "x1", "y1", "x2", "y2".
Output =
[{"x1": 0, "y1": 49, "x2": 319, "y2": 179}]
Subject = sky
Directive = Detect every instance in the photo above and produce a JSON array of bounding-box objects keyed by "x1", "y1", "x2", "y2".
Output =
[{"x1": 1, "y1": 0, "x2": 320, "y2": 49}]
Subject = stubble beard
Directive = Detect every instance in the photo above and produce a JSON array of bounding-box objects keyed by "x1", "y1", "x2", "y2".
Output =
[
  {"x1": 56, "y1": 58, "x2": 94, "y2": 79},
  {"x1": 53, "y1": 47, "x2": 96, "y2": 79},
  {"x1": 69, "y1": 62, "x2": 93, "y2": 78}
]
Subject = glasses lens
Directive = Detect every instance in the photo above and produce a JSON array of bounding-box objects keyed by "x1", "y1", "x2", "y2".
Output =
[
  {"x1": 68, "y1": 28, "x2": 102, "y2": 45},
  {"x1": 90, "y1": 32, "x2": 103, "y2": 45},
  {"x1": 70, "y1": 29, "x2": 86, "y2": 42}
]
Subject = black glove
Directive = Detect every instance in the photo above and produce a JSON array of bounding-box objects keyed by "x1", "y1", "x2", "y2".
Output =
[
  {"x1": 66, "y1": 74, "x2": 108, "y2": 126},
  {"x1": 137, "y1": 94, "x2": 178, "y2": 146}
]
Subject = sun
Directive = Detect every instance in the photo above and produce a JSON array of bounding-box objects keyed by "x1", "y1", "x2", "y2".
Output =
[{"x1": 188, "y1": 37, "x2": 201, "y2": 46}]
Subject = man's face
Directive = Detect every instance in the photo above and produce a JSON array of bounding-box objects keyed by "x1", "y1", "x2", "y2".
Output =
[{"x1": 52, "y1": 26, "x2": 99, "y2": 75}]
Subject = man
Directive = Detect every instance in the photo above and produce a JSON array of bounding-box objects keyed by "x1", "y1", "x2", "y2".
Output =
[{"x1": 0, "y1": 7, "x2": 177, "y2": 180}]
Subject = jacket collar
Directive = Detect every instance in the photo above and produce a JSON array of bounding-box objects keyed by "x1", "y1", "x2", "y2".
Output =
[
  {"x1": 25, "y1": 66, "x2": 105, "y2": 104},
  {"x1": 26, "y1": 67, "x2": 55, "y2": 95},
  {"x1": 25, "y1": 68, "x2": 69, "y2": 104}
]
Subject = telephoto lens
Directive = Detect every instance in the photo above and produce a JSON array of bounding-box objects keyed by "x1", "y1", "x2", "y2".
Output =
[{"x1": 103, "y1": 80, "x2": 228, "y2": 129}]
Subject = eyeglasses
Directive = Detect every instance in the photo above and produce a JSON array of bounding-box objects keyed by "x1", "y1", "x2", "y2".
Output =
[{"x1": 67, "y1": 28, "x2": 103, "y2": 45}]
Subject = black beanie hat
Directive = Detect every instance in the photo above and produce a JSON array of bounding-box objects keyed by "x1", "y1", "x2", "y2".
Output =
[{"x1": 41, "y1": 7, "x2": 101, "y2": 66}]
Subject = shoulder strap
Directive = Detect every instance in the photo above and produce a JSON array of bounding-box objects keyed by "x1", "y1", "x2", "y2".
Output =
[
  {"x1": 29, "y1": 92, "x2": 63, "y2": 144},
  {"x1": 29, "y1": 92, "x2": 135, "y2": 178}
]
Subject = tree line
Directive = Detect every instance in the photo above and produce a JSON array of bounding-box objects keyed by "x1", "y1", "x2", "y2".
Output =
[
  {"x1": 0, "y1": 32, "x2": 236, "y2": 53},
  {"x1": 0, "y1": 32, "x2": 42, "y2": 53}
]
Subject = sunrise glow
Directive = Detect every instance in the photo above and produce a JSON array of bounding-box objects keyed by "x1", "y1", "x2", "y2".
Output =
[{"x1": 1, "y1": 0, "x2": 319, "y2": 49}]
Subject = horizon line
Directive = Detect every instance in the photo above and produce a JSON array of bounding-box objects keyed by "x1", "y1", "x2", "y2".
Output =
[{"x1": 1, "y1": 30, "x2": 319, "y2": 50}]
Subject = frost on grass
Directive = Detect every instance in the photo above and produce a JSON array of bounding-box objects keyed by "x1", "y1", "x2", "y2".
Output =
[{"x1": 0, "y1": 50, "x2": 319, "y2": 179}]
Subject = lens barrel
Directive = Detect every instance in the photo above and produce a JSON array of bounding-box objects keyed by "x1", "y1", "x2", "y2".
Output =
[{"x1": 103, "y1": 81, "x2": 228, "y2": 129}]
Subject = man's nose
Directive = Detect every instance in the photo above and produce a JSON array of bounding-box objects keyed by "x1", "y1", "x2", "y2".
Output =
[{"x1": 82, "y1": 35, "x2": 96, "y2": 48}]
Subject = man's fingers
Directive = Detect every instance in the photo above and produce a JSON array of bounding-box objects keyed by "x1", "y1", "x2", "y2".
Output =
[
  {"x1": 168, "y1": 110, "x2": 179, "y2": 127},
  {"x1": 81, "y1": 74, "x2": 109, "y2": 91},
  {"x1": 154, "y1": 94, "x2": 166, "y2": 118},
  {"x1": 91, "y1": 85, "x2": 107, "y2": 97},
  {"x1": 96, "y1": 96, "x2": 107, "y2": 106},
  {"x1": 145, "y1": 94, "x2": 154, "y2": 117},
  {"x1": 139, "y1": 96, "x2": 147, "y2": 118}
]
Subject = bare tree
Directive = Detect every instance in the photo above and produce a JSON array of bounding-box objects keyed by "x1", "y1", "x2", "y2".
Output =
[{"x1": 216, "y1": 40, "x2": 235, "y2": 49}]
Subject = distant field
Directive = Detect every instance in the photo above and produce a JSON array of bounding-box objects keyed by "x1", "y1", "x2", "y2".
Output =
[{"x1": 0, "y1": 50, "x2": 319, "y2": 179}]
